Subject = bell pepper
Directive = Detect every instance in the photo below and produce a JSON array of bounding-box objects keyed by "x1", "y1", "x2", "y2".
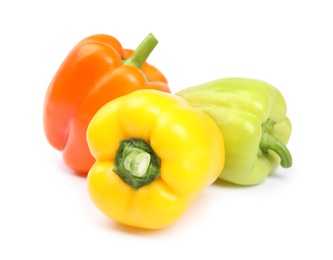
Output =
[
  {"x1": 177, "y1": 77, "x2": 292, "y2": 186},
  {"x1": 43, "y1": 33, "x2": 170, "y2": 174},
  {"x1": 86, "y1": 89, "x2": 225, "y2": 229}
]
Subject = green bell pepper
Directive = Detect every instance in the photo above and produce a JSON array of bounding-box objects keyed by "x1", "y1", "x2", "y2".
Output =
[{"x1": 176, "y1": 77, "x2": 292, "y2": 185}]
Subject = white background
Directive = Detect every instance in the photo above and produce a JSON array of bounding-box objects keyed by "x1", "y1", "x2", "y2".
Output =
[{"x1": 1, "y1": 0, "x2": 332, "y2": 259}]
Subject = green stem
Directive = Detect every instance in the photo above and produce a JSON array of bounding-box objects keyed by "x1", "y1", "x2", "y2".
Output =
[
  {"x1": 260, "y1": 132, "x2": 292, "y2": 168},
  {"x1": 113, "y1": 138, "x2": 160, "y2": 190},
  {"x1": 122, "y1": 33, "x2": 158, "y2": 69}
]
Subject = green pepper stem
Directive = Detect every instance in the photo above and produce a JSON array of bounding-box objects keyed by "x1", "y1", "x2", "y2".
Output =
[
  {"x1": 113, "y1": 138, "x2": 160, "y2": 190},
  {"x1": 260, "y1": 132, "x2": 292, "y2": 168},
  {"x1": 122, "y1": 33, "x2": 158, "y2": 69}
]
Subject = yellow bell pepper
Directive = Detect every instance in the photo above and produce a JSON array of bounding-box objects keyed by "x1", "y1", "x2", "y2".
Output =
[{"x1": 86, "y1": 89, "x2": 225, "y2": 229}]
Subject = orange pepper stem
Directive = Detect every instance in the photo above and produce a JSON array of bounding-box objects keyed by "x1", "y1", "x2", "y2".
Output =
[
  {"x1": 123, "y1": 33, "x2": 158, "y2": 69},
  {"x1": 113, "y1": 138, "x2": 161, "y2": 190}
]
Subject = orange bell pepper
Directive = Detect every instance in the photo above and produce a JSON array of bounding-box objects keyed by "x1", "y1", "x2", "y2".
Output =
[{"x1": 43, "y1": 33, "x2": 170, "y2": 175}]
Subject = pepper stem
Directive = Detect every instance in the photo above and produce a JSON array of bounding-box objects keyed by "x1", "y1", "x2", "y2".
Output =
[
  {"x1": 123, "y1": 149, "x2": 151, "y2": 177},
  {"x1": 260, "y1": 132, "x2": 292, "y2": 168},
  {"x1": 113, "y1": 138, "x2": 160, "y2": 190},
  {"x1": 123, "y1": 33, "x2": 158, "y2": 69}
]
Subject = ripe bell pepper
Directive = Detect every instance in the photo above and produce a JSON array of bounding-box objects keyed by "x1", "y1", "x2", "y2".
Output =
[
  {"x1": 177, "y1": 78, "x2": 292, "y2": 186},
  {"x1": 86, "y1": 89, "x2": 225, "y2": 229},
  {"x1": 43, "y1": 33, "x2": 170, "y2": 174}
]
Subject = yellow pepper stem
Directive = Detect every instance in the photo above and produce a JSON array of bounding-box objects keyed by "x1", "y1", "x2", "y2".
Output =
[
  {"x1": 123, "y1": 149, "x2": 151, "y2": 177},
  {"x1": 113, "y1": 138, "x2": 160, "y2": 190}
]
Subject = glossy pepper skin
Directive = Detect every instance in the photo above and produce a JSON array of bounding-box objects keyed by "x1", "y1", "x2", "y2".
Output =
[
  {"x1": 177, "y1": 78, "x2": 292, "y2": 186},
  {"x1": 43, "y1": 33, "x2": 170, "y2": 174},
  {"x1": 86, "y1": 90, "x2": 225, "y2": 229}
]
